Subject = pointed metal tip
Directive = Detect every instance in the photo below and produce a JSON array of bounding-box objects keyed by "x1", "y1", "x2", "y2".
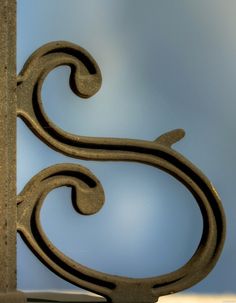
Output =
[{"x1": 154, "y1": 129, "x2": 185, "y2": 147}]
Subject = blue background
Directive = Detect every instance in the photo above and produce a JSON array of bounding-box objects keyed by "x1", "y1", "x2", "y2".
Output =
[{"x1": 17, "y1": 0, "x2": 236, "y2": 294}]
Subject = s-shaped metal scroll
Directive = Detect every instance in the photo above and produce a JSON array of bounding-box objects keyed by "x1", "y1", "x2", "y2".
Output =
[{"x1": 16, "y1": 41, "x2": 226, "y2": 303}]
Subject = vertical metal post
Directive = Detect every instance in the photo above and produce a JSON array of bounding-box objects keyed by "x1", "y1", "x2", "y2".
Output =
[
  {"x1": 0, "y1": 0, "x2": 17, "y2": 293},
  {"x1": 0, "y1": 1, "x2": 25, "y2": 301},
  {"x1": 0, "y1": 0, "x2": 17, "y2": 291}
]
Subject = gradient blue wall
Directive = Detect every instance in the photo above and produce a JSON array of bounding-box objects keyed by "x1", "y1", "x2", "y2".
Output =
[{"x1": 17, "y1": 0, "x2": 236, "y2": 294}]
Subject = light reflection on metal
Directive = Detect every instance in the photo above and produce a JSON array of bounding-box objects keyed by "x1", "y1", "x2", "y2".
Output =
[{"x1": 0, "y1": 1, "x2": 226, "y2": 302}]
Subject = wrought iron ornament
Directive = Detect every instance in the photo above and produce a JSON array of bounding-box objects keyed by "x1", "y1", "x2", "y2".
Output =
[{"x1": 0, "y1": 1, "x2": 226, "y2": 302}]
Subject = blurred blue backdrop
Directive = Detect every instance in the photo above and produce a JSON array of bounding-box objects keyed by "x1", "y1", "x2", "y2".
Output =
[{"x1": 17, "y1": 0, "x2": 236, "y2": 294}]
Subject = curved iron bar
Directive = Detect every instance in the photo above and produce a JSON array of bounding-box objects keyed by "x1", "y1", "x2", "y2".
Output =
[{"x1": 17, "y1": 41, "x2": 226, "y2": 303}]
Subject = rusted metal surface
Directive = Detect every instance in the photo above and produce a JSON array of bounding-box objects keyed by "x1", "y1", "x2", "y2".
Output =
[{"x1": 0, "y1": 1, "x2": 226, "y2": 302}]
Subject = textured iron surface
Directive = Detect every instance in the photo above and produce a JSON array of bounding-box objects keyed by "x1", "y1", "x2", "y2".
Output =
[
  {"x1": 16, "y1": 41, "x2": 226, "y2": 303},
  {"x1": 0, "y1": 1, "x2": 26, "y2": 301},
  {"x1": 0, "y1": 1, "x2": 227, "y2": 302},
  {"x1": 0, "y1": 292, "x2": 27, "y2": 303},
  {"x1": 0, "y1": 0, "x2": 17, "y2": 292}
]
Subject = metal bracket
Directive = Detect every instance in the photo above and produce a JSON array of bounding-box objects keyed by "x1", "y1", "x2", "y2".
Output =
[{"x1": 0, "y1": 1, "x2": 226, "y2": 302}]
